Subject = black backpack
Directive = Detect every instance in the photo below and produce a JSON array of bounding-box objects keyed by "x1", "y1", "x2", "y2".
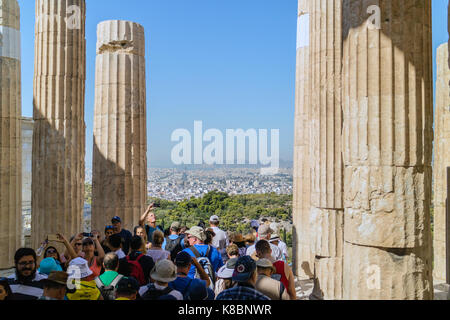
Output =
[
  {"x1": 141, "y1": 284, "x2": 174, "y2": 300},
  {"x1": 165, "y1": 235, "x2": 184, "y2": 261},
  {"x1": 94, "y1": 274, "x2": 124, "y2": 301}
]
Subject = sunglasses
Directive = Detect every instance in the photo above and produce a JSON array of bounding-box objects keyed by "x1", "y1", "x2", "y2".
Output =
[
  {"x1": 74, "y1": 243, "x2": 82, "y2": 247},
  {"x1": 47, "y1": 249, "x2": 57, "y2": 254},
  {"x1": 105, "y1": 226, "x2": 114, "y2": 230}
]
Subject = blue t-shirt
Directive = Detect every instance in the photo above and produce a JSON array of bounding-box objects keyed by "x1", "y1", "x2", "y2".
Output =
[
  {"x1": 168, "y1": 277, "x2": 215, "y2": 300},
  {"x1": 162, "y1": 234, "x2": 185, "y2": 251},
  {"x1": 182, "y1": 245, "x2": 224, "y2": 279},
  {"x1": 145, "y1": 225, "x2": 163, "y2": 245}
]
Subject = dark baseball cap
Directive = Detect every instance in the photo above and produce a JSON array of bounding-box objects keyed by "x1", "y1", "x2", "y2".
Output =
[
  {"x1": 116, "y1": 277, "x2": 139, "y2": 294},
  {"x1": 232, "y1": 256, "x2": 257, "y2": 282},
  {"x1": 111, "y1": 216, "x2": 122, "y2": 223},
  {"x1": 175, "y1": 251, "x2": 192, "y2": 266}
]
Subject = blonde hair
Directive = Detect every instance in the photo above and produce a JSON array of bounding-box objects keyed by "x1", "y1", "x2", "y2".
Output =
[{"x1": 152, "y1": 230, "x2": 165, "y2": 247}]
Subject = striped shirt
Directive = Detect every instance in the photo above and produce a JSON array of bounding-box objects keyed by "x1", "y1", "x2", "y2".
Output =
[{"x1": 7, "y1": 272, "x2": 48, "y2": 300}]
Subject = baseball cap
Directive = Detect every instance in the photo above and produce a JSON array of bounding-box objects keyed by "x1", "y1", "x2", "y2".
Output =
[
  {"x1": 111, "y1": 216, "x2": 121, "y2": 223},
  {"x1": 232, "y1": 256, "x2": 257, "y2": 282},
  {"x1": 38, "y1": 257, "x2": 63, "y2": 275},
  {"x1": 116, "y1": 277, "x2": 139, "y2": 294},
  {"x1": 258, "y1": 224, "x2": 273, "y2": 238},
  {"x1": 250, "y1": 220, "x2": 260, "y2": 229},
  {"x1": 175, "y1": 251, "x2": 192, "y2": 266},
  {"x1": 256, "y1": 258, "x2": 276, "y2": 273},
  {"x1": 185, "y1": 279, "x2": 208, "y2": 300},
  {"x1": 185, "y1": 226, "x2": 206, "y2": 242},
  {"x1": 209, "y1": 215, "x2": 220, "y2": 223}
]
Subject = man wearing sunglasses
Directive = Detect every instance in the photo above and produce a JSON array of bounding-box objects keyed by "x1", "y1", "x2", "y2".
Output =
[{"x1": 7, "y1": 248, "x2": 48, "y2": 300}]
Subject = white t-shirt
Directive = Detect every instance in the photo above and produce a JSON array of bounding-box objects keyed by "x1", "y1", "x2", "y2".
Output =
[
  {"x1": 277, "y1": 240, "x2": 288, "y2": 258},
  {"x1": 211, "y1": 227, "x2": 228, "y2": 252},
  {"x1": 146, "y1": 249, "x2": 170, "y2": 263},
  {"x1": 246, "y1": 242, "x2": 282, "y2": 261},
  {"x1": 115, "y1": 249, "x2": 126, "y2": 259}
]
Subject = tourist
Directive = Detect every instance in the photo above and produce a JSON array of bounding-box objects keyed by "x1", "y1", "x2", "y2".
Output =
[
  {"x1": 146, "y1": 230, "x2": 170, "y2": 263},
  {"x1": 225, "y1": 244, "x2": 240, "y2": 260},
  {"x1": 128, "y1": 235, "x2": 155, "y2": 285},
  {"x1": 169, "y1": 251, "x2": 214, "y2": 300},
  {"x1": 140, "y1": 260, "x2": 183, "y2": 300},
  {"x1": 162, "y1": 221, "x2": 185, "y2": 262},
  {"x1": 229, "y1": 233, "x2": 247, "y2": 257},
  {"x1": 270, "y1": 233, "x2": 289, "y2": 263},
  {"x1": 38, "y1": 257, "x2": 63, "y2": 276},
  {"x1": 101, "y1": 225, "x2": 115, "y2": 254},
  {"x1": 81, "y1": 231, "x2": 105, "y2": 279},
  {"x1": 38, "y1": 271, "x2": 71, "y2": 300},
  {"x1": 7, "y1": 248, "x2": 47, "y2": 300},
  {"x1": 255, "y1": 240, "x2": 296, "y2": 300},
  {"x1": 214, "y1": 258, "x2": 237, "y2": 297},
  {"x1": 244, "y1": 233, "x2": 256, "y2": 248},
  {"x1": 134, "y1": 225, "x2": 150, "y2": 252},
  {"x1": 66, "y1": 258, "x2": 103, "y2": 300},
  {"x1": 255, "y1": 258, "x2": 290, "y2": 300},
  {"x1": 95, "y1": 252, "x2": 124, "y2": 300},
  {"x1": 43, "y1": 233, "x2": 77, "y2": 269},
  {"x1": 108, "y1": 233, "x2": 130, "y2": 276},
  {"x1": 209, "y1": 215, "x2": 229, "y2": 262},
  {"x1": 215, "y1": 256, "x2": 269, "y2": 300},
  {"x1": 139, "y1": 204, "x2": 163, "y2": 246},
  {"x1": 63, "y1": 234, "x2": 85, "y2": 261},
  {"x1": 181, "y1": 226, "x2": 224, "y2": 281},
  {"x1": 0, "y1": 278, "x2": 13, "y2": 301},
  {"x1": 204, "y1": 228, "x2": 216, "y2": 246},
  {"x1": 115, "y1": 277, "x2": 140, "y2": 300},
  {"x1": 111, "y1": 216, "x2": 133, "y2": 255},
  {"x1": 246, "y1": 225, "x2": 282, "y2": 261}
]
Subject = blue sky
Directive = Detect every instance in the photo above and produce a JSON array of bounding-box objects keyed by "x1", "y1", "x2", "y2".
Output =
[{"x1": 17, "y1": 0, "x2": 449, "y2": 168}]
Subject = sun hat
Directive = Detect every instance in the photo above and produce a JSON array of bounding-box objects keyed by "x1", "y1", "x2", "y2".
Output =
[
  {"x1": 38, "y1": 257, "x2": 63, "y2": 275},
  {"x1": 232, "y1": 256, "x2": 257, "y2": 282},
  {"x1": 150, "y1": 259, "x2": 177, "y2": 283},
  {"x1": 258, "y1": 224, "x2": 274, "y2": 238},
  {"x1": 217, "y1": 258, "x2": 238, "y2": 279},
  {"x1": 67, "y1": 257, "x2": 93, "y2": 279},
  {"x1": 270, "y1": 234, "x2": 280, "y2": 242},
  {"x1": 185, "y1": 226, "x2": 206, "y2": 242},
  {"x1": 256, "y1": 258, "x2": 276, "y2": 273},
  {"x1": 41, "y1": 271, "x2": 68, "y2": 286},
  {"x1": 209, "y1": 215, "x2": 220, "y2": 223}
]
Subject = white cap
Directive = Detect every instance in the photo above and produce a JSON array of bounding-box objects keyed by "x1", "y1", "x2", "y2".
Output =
[{"x1": 209, "y1": 215, "x2": 220, "y2": 223}]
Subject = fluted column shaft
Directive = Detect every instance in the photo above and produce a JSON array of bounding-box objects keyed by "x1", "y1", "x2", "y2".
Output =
[
  {"x1": 293, "y1": 0, "x2": 314, "y2": 280},
  {"x1": 32, "y1": 0, "x2": 86, "y2": 247},
  {"x1": 434, "y1": 43, "x2": 450, "y2": 283},
  {"x1": 0, "y1": 0, "x2": 21, "y2": 268},
  {"x1": 309, "y1": 0, "x2": 344, "y2": 300},
  {"x1": 92, "y1": 20, "x2": 147, "y2": 233},
  {"x1": 342, "y1": 0, "x2": 433, "y2": 299}
]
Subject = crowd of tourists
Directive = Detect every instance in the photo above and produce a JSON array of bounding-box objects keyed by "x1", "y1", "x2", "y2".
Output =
[{"x1": 0, "y1": 204, "x2": 296, "y2": 301}]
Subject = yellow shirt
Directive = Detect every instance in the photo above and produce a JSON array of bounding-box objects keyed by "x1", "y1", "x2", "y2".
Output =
[
  {"x1": 66, "y1": 280, "x2": 101, "y2": 300},
  {"x1": 115, "y1": 297, "x2": 131, "y2": 300}
]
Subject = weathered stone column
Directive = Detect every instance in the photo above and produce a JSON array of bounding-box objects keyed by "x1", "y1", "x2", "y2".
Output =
[
  {"x1": 32, "y1": 0, "x2": 86, "y2": 247},
  {"x1": 92, "y1": 20, "x2": 147, "y2": 233},
  {"x1": 309, "y1": 0, "x2": 344, "y2": 300},
  {"x1": 342, "y1": 0, "x2": 433, "y2": 299},
  {"x1": 292, "y1": 0, "x2": 314, "y2": 280},
  {"x1": 434, "y1": 43, "x2": 450, "y2": 283},
  {"x1": 0, "y1": 0, "x2": 21, "y2": 268}
]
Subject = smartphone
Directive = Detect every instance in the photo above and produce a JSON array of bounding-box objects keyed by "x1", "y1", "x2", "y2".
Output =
[
  {"x1": 153, "y1": 203, "x2": 161, "y2": 208},
  {"x1": 47, "y1": 234, "x2": 59, "y2": 241},
  {"x1": 83, "y1": 232, "x2": 93, "y2": 238}
]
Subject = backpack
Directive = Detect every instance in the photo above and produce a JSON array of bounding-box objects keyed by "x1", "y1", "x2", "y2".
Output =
[
  {"x1": 189, "y1": 246, "x2": 215, "y2": 291},
  {"x1": 94, "y1": 274, "x2": 124, "y2": 301},
  {"x1": 165, "y1": 235, "x2": 184, "y2": 262},
  {"x1": 141, "y1": 283, "x2": 174, "y2": 300},
  {"x1": 126, "y1": 254, "x2": 146, "y2": 285}
]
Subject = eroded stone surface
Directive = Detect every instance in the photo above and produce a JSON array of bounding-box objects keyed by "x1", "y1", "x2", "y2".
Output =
[
  {"x1": 91, "y1": 20, "x2": 147, "y2": 233},
  {"x1": 0, "y1": 0, "x2": 21, "y2": 269}
]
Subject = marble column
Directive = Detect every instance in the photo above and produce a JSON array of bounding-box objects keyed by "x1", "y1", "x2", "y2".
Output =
[
  {"x1": 309, "y1": 0, "x2": 344, "y2": 300},
  {"x1": 434, "y1": 43, "x2": 450, "y2": 283},
  {"x1": 292, "y1": 0, "x2": 314, "y2": 280},
  {"x1": 92, "y1": 20, "x2": 147, "y2": 233},
  {"x1": 32, "y1": 0, "x2": 86, "y2": 247},
  {"x1": 0, "y1": 0, "x2": 21, "y2": 268},
  {"x1": 342, "y1": 0, "x2": 433, "y2": 299}
]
